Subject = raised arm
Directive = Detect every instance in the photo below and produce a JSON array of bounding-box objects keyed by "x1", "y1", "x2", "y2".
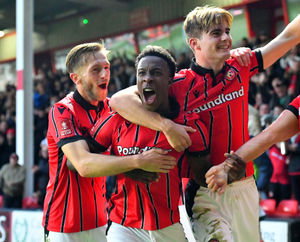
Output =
[
  {"x1": 206, "y1": 109, "x2": 299, "y2": 192},
  {"x1": 62, "y1": 139, "x2": 176, "y2": 177},
  {"x1": 260, "y1": 14, "x2": 300, "y2": 69},
  {"x1": 110, "y1": 85, "x2": 195, "y2": 152}
]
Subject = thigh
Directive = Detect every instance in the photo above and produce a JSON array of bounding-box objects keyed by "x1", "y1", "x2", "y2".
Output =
[
  {"x1": 149, "y1": 223, "x2": 187, "y2": 242},
  {"x1": 88, "y1": 226, "x2": 107, "y2": 242},
  {"x1": 107, "y1": 222, "x2": 150, "y2": 242},
  {"x1": 192, "y1": 187, "x2": 233, "y2": 242},
  {"x1": 47, "y1": 228, "x2": 107, "y2": 242},
  {"x1": 231, "y1": 178, "x2": 260, "y2": 242}
]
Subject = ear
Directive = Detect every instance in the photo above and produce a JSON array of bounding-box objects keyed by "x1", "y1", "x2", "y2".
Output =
[
  {"x1": 70, "y1": 73, "x2": 81, "y2": 85},
  {"x1": 189, "y1": 38, "x2": 201, "y2": 52}
]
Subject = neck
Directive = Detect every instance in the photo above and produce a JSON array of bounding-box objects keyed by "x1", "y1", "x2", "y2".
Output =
[
  {"x1": 195, "y1": 56, "x2": 225, "y2": 75},
  {"x1": 154, "y1": 99, "x2": 170, "y2": 117}
]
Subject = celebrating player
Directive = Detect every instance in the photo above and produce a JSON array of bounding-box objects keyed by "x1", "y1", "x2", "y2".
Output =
[
  {"x1": 90, "y1": 45, "x2": 212, "y2": 242},
  {"x1": 109, "y1": 6, "x2": 300, "y2": 242},
  {"x1": 43, "y1": 42, "x2": 176, "y2": 242}
]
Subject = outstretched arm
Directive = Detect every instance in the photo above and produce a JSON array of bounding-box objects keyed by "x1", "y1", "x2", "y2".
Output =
[
  {"x1": 110, "y1": 86, "x2": 195, "y2": 152},
  {"x1": 62, "y1": 140, "x2": 176, "y2": 177},
  {"x1": 234, "y1": 109, "x2": 298, "y2": 162},
  {"x1": 260, "y1": 14, "x2": 300, "y2": 69},
  {"x1": 206, "y1": 109, "x2": 299, "y2": 192}
]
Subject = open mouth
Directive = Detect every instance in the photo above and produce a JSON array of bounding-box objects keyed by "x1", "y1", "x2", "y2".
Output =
[
  {"x1": 98, "y1": 83, "x2": 108, "y2": 89},
  {"x1": 143, "y1": 87, "x2": 156, "y2": 105}
]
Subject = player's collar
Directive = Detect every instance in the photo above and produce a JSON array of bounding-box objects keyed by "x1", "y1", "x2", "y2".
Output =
[
  {"x1": 73, "y1": 89, "x2": 104, "y2": 112},
  {"x1": 191, "y1": 58, "x2": 226, "y2": 77}
]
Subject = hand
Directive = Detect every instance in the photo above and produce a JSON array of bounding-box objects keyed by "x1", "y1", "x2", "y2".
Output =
[
  {"x1": 32, "y1": 165, "x2": 39, "y2": 173},
  {"x1": 230, "y1": 47, "x2": 252, "y2": 66},
  {"x1": 124, "y1": 169, "x2": 160, "y2": 184},
  {"x1": 205, "y1": 162, "x2": 228, "y2": 195},
  {"x1": 137, "y1": 148, "x2": 176, "y2": 173},
  {"x1": 162, "y1": 119, "x2": 195, "y2": 152},
  {"x1": 224, "y1": 151, "x2": 246, "y2": 183}
]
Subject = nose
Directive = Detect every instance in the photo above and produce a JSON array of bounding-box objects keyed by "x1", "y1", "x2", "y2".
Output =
[
  {"x1": 100, "y1": 68, "x2": 110, "y2": 78},
  {"x1": 143, "y1": 73, "x2": 152, "y2": 83},
  {"x1": 221, "y1": 32, "x2": 230, "y2": 41}
]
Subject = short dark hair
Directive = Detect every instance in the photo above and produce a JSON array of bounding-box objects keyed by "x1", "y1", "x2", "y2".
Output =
[
  {"x1": 66, "y1": 42, "x2": 109, "y2": 74},
  {"x1": 135, "y1": 45, "x2": 176, "y2": 78}
]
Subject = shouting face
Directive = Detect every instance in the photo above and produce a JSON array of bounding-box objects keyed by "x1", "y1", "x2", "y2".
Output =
[{"x1": 137, "y1": 55, "x2": 172, "y2": 113}]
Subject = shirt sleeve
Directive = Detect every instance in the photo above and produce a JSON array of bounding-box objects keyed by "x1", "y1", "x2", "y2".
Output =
[
  {"x1": 48, "y1": 103, "x2": 84, "y2": 148},
  {"x1": 249, "y1": 50, "x2": 264, "y2": 78},
  {"x1": 287, "y1": 95, "x2": 300, "y2": 119}
]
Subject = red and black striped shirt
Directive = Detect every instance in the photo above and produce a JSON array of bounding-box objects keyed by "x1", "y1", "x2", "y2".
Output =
[
  {"x1": 43, "y1": 90, "x2": 110, "y2": 233},
  {"x1": 170, "y1": 51, "x2": 264, "y2": 177},
  {"x1": 90, "y1": 99, "x2": 209, "y2": 230}
]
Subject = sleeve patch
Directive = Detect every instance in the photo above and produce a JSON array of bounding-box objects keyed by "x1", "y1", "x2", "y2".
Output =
[{"x1": 58, "y1": 119, "x2": 74, "y2": 137}]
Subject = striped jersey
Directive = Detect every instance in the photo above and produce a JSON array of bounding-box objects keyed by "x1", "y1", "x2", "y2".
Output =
[
  {"x1": 170, "y1": 51, "x2": 264, "y2": 177},
  {"x1": 90, "y1": 98, "x2": 209, "y2": 230},
  {"x1": 43, "y1": 90, "x2": 110, "y2": 233}
]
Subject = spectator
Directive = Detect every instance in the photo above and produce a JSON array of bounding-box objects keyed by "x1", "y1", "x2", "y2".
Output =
[
  {"x1": 268, "y1": 141, "x2": 291, "y2": 205},
  {"x1": 5, "y1": 128, "x2": 15, "y2": 156},
  {"x1": 32, "y1": 142, "x2": 49, "y2": 206},
  {"x1": 0, "y1": 153, "x2": 26, "y2": 208},
  {"x1": 286, "y1": 134, "x2": 300, "y2": 206},
  {"x1": 270, "y1": 77, "x2": 293, "y2": 109}
]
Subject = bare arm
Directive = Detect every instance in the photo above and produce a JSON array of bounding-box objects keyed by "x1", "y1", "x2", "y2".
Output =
[
  {"x1": 110, "y1": 85, "x2": 195, "y2": 152},
  {"x1": 62, "y1": 140, "x2": 176, "y2": 177},
  {"x1": 205, "y1": 110, "x2": 298, "y2": 192},
  {"x1": 260, "y1": 14, "x2": 300, "y2": 69},
  {"x1": 234, "y1": 109, "x2": 299, "y2": 161}
]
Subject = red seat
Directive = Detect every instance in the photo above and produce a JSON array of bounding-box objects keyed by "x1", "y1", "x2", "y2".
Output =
[
  {"x1": 260, "y1": 199, "x2": 276, "y2": 216},
  {"x1": 22, "y1": 196, "x2": 40, "y2": 209},
  {"x1": 274, "y1": 199, "x2": 299, "y2": 217}
]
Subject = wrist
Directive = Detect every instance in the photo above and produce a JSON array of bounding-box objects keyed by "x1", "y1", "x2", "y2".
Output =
[
  {"x1": 131, "y1": 154, "x2": 142, "y2": 169},
  {"x1": 160, "y1": 118, "x2": 174, "y2": 134}
]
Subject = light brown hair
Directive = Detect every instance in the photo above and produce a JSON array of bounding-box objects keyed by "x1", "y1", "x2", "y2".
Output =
[
  {"x1": 184, "y1": 5, "x2": 233, "y2": 41},
  {"x1": 65, "y1": 42, "x2": 109, "y2": 74}
]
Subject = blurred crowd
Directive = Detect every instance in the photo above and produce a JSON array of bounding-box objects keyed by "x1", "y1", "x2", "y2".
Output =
[{"x1": 0, "y1": 35, "x2": 299, "y2": 209}]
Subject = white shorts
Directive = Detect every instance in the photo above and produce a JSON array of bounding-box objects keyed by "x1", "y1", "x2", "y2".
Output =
[
  {"x1": 45, "y1": 226, "x2": 107, "y2": 242},
  {"x1": 107, "y1": 222, "x2": 187, "y2": 242},
  {"x1": 192, "y1": 176, "x2": 260, "y2": 242}
]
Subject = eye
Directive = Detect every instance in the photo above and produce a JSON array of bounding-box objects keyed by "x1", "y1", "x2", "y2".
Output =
[
  {"x1": 138, "y1": 70, "x2": 145, "y2": 76},
  {"x1": 212, "y1": 31, "x2": 220, "y2": 37},
  {"x1": 92, "y1": 67, "x2": 101, "y2": 72},
  {"x1": 154, "y1": 70, "x2": 162, "y2": 76}
]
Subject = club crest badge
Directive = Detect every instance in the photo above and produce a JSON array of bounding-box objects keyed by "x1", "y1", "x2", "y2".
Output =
[{"x1": 225, "y1": 69, "x2": 235, "y2": 81}]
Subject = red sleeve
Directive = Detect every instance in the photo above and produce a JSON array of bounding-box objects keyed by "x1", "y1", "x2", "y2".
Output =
[
  {"x1": 287, "y1": 95, "x2": 300, "y2": 119},
  {"x1": 48, "y1": 103, "x2": 82, "y2": 147},
  {"x1": 90, "y1": 112, "x2": 123, "y2": 149}
]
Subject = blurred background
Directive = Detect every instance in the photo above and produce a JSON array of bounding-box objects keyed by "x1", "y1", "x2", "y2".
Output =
[{"x1": 0, "y1": 0, "x2": 300, "y2": 241}]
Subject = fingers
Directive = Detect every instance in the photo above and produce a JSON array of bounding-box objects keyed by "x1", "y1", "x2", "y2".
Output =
[
  {"x1": 184, "y1": 126, "x2": 196, "y2": 133},
  {"x1": 206, "y1": 173, "x2": 214, "y2": 185},
  {"x1": 205, "y1": 167, "x2": 216, "y2": 178},
  {"x1": 152, "y1": 148, "x2": 169, "y2": 154},
  {"x1": 231, "y1": 47, "x2": 252, "y2": 66}
]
